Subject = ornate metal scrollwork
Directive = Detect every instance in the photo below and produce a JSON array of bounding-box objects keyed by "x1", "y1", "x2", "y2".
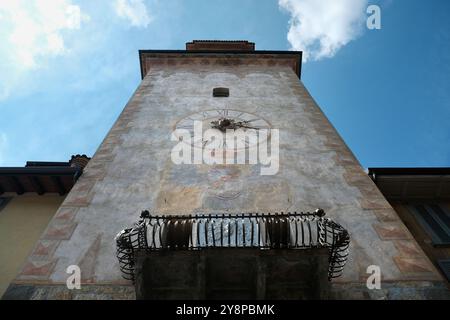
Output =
[{"x1": 116, "y1": 209, "x2": 350, "y2": 282}]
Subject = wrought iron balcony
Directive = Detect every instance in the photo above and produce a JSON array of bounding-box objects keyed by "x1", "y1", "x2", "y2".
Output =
[{"x1": 115, "y1": 209, "x2": 350, "y2": 283}]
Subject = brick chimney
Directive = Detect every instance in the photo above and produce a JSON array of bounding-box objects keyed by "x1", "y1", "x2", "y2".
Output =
[
  {"x1": 69, "y1": 154, "x2": 90, "y2": 169},
  {"x1": 186, "y1": 40, "x2": 255, "y2": 51}
]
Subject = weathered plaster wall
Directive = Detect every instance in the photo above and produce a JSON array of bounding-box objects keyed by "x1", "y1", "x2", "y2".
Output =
[{"x1": 5, "y1": 61, "x2": 448, "y2": 299}]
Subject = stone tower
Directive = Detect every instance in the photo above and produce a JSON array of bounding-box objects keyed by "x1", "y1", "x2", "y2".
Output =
[{"x1": 4, "y1": 40, "x2": 448, "y2": 300}]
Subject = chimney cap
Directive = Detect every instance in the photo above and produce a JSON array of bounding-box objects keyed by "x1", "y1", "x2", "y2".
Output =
[{"x1": 186, "y1": 40, "x2": 255, "y2": 52}]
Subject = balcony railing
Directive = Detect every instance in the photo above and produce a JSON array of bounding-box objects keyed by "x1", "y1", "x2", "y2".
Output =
[{"x1": 115, "y1": 209, "x2": 350, "y2": 282}]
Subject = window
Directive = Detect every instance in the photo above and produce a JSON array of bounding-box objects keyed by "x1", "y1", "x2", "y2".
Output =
[
  {"x1": 213, "y1": 87, "x2": 229, "y2": 97},
  {"x1": 410, "y1": 204, "x2": 450, "y2": 246},
  {"x1": 437, "y1": 260, "x2": 450, "y2": 282}
]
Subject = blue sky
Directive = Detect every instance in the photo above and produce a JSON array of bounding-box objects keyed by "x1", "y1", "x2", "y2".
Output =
[{"x1": 0, "y1": 0, "x2": 449, "y2": 168}]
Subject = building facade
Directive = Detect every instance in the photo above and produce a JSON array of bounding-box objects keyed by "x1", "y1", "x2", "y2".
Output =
[
  {"x1": 369, "y1": 168, "x2": 450, "y2": 284},
  {"x1": 0, "y1": 155, "x2": 89, "y2": 297},
  {"x1": 2, "y1": 41, "x2": 450, "y2": 299}
]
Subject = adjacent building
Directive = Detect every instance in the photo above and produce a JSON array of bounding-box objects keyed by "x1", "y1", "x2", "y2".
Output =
[
  {"x1": 0, "y1": 155, "x2": 89, "y2": 297},
  {"x1": 369, "y1": 168, "x2": 450, "y2": 283}
]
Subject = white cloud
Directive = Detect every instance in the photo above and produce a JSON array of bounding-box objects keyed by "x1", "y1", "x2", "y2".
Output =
[
  {"x1": 0, "y1": 0, "x2": 89, "y2": 101},
  {"x1": 0, "y1": 0, "x2": 89, "y2": 69},
  {"x1": 114, "y1": 0, "x2": 152, "y2": 28},
  {"x1": 279, "y1": 0, "x2": 368, "y2": 61}
]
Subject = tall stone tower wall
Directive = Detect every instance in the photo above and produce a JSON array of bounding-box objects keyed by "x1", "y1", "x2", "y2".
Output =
[{"x1": 4, "y1": 43, "x2": 448, "y2": 299}]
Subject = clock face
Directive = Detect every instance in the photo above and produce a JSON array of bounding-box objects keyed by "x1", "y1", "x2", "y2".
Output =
[{"x1": 174, "y1": 109, "x2": 271, "y2": 150}]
